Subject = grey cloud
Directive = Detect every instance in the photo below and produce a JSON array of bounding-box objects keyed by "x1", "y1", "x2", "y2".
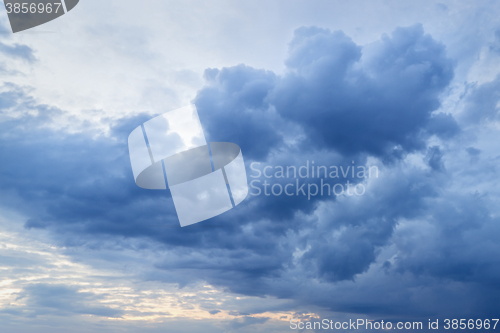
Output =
[
  {"x1": 3, "y1": 23, "x2": 499, "y2": 323},
  {"x1": 273, "y1": 24, "x2": 455, "y2": 160},
  {"x1": 17, "y1": 284, "x2": 123, "y2": 318}
]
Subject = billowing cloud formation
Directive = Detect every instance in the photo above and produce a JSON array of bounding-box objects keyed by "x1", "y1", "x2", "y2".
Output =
[
  {"x1": 2, "y1": 22, "x2": 500, "y2": 327},
  {"x1": 197, "y1": 24, "x2": 457, "y2": 160},
  {"x1": 276, "y1": 25, "x2": 456, "y2": 157},
  {"x1": 196, "y1": 66, "x2": 280, "y2": 160}
]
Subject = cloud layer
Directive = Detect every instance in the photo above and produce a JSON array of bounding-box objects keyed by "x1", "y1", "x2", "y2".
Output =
[{"x1": 1, "y1": 15, "x2": 500, "y2": 332}]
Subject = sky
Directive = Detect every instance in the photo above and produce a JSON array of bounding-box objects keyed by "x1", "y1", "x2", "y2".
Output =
[{"x1": 1, "y1": 0, "x2": 500, "y2": 332}]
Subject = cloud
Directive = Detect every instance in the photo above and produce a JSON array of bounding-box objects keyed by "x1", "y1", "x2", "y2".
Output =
[
  {"x1": 196, "y1": 24, "x2": 456, "y2": 163},
  {"x1": 19, "y1": 284, "x2": 123, "y2": 318},
  {"x1": 425, "y1": 146, "x2": 445, "y2": 171},
  {"x1": 273, "y1": 24, "x2": 454, "y2": 159},
  {"x1": 0, "y1": 42, "x2": 35, "y2": 63},
  {"x1": 0, "y1": 22, "x2": 35, "y2": 75},
  {"x1": 228, "y1": 316, "x2": 269, "y2": 330},
  {"x1": 461, "y1": 74, "x2": 500, "y2": 123},
  {"x1": 4, "y1": 21, "x2": 500, "y2": 325},
  {"x1": 196, "y1": 65, "x2": 281, "y2": 160}
]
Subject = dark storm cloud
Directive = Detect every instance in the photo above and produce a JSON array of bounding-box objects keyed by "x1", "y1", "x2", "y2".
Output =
[
  {"x1": 426, "y1": 112, "x2": 460, "y2": 139},
  {"x1": 0, "y1": 86, "x2": 180, "y2": 241},
  {"x1": 191, "y1": 23, "x2": 457, "y2": 242},
  {"x1": 298, "y1": 165, "x2": 440, "y2": 283},
  {"x1": 394, "y1": 194, "x2": 499, "y2": 283},
  {"x1": 16, "y1": 284, "x2": 123, "y2": 318},
  {"x1": 6, "y1": 23, "x2": 500, "y2": 322},
  {"x1": 273, "y1": 24, "x2": 455, "y2": 159},
  {"x1": 196, "y1": 25, "x2": 455, "y2": 161},
  {"x1": 196, "y1": 65, "x2": 280, "y2": 160}
]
